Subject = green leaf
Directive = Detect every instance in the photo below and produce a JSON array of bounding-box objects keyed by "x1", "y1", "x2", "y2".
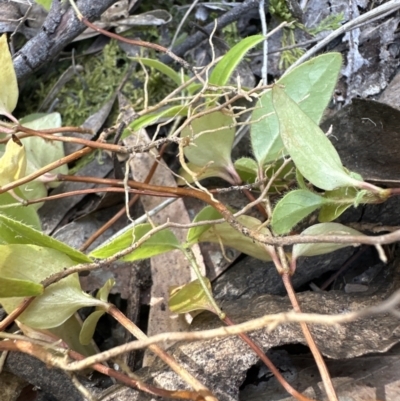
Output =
[
  {"x1": 122, "y1": 105, "x2": 188, "y2": 139},
  {"x1": 0, "y1": 244, "x2": 102, "y2": 329},
  {"x1": 318, "y1": 187, "x2": 359, "y2": 222},
  {"x1": 0, "y1": 276, "x2": 43, "y2": 297},
  {"x1": 0, "y1": 214, "x2": 92, "y2": 263},
  {"x1": 177, "y1": 162, "x2": 235, "y2": 185},
  {"x1": 20, "y1": 113, "x2": 68, "y2": 189},
  {"x1": 199, "y1": 215, "x2": 271, "y2": 261},
  {"x1": 133, "y1": 57, "x2": 188, "y2": 87},
  {"x1": 186, "y1": 205, "x2": 222, "y2": 246},
  {"x1": 181, "y1": 111, "x2": 237, "y2": 183},
  {"x1": 97, "y1": 278, "x2": 115, "y2": 303},
  {"x1": 35, "y1": 0, "x2": 52, "y2": 11},
  {"x1": 0, "y1": 191, "x2": 41, "y2": 230},
  {"x1": 90, "y1": 223, "x2": 181, "y2": 261},
  {"x1": 79, "y1": 310, "x2": 105, "y2": 345},
  {"x1": 271, "y1": 189, "x2": 328, "y2": 235},
  {"x1": 169, "y1": 278, "x2": 215, "y2": 314},
  {"x1": 234, "y1": 157, "x2": 258, "y2": 183},
  {"x1": 292, "y1": 222, "x2": 364, "y2": 260},
  {"x1": 0, "y1": 35, "x2": 18, "y2": 117},
  {"x1": 209, "y1": 35, "x2": 264, "y2": 86},
  {"x1": 0, "y1": 139, "x2": 26, "y2": 186},
  {"x1": 272, "y1": 85, "x2": 360, "y2": 190},
  {"x1": 251, "y1": 53, "x2": 342, "y2": 165}
]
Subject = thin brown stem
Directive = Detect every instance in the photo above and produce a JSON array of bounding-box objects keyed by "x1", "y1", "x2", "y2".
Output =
[
  {"x1": 282, "y1": 273, "x2": 338, "y2": 401},
  {"x1": 223, "y1": 316, "x2": 315, "y2": 401},
  {"x1": 107, "y1": 305, "x2": 217, "y2": 401}
]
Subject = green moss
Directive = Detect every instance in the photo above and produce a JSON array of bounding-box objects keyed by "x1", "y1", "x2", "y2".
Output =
[{"x1": 20, "y1": 40, "x2": 176, "y2": 127}]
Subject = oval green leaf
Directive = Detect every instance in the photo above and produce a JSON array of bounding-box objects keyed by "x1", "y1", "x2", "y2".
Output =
[
  {"x1": 251, "y1": 53, "x2": 342, "y2": 165},
  {"x1": 181, "y1": 111, "x2": 236, "y2": 172},
  {"x1": 271, "y1": 189, "x2": 328, "y2": 235},
  {"x1": 199, "y1": 215, "x2": 271, "y2": 261},
  {"x1": 272, "y1": 85, "x2": 360, "y2": 190},
  {"x1": 90, "y1": 223, "x2": 181, "y2": 261},
  {"x1": 292, "y1": 222, "x2": 364, "y2": 260},
  {"x1": 0, "y1": 244, "x2": 102, "y2": 329},
  {"x1": 169, "y1": 278, "x2": 215, "y2": 314},
  {"x1": 186, "y1": 205, "x2": 223, "y2": 246}
]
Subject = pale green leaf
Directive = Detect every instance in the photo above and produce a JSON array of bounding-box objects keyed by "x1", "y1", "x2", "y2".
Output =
[
  {"x1": 199, "y1": 215, "x2": 271, "y2": 261},
  {"x1": 169, "y1": 278, "x2": 215, "y2": 314},
  {"x1": 186, "y1": 205, "x2": 222, "y2": 246},
  {"x1": 0, "y1": 34, "x2": 18, "y2": 117},
  {"x1": 272, "y1": 85, "x2": 360, "y2": 190},
  {"x1": 318, "y1": 187, "x2": 359, "y2": 222},
  {"x1": 0, "y1": 139, "x2": 26, "y2": 186},
  {"x1": 292, "y1": 222, "x2": 364, "y2": 260},
  {"x1": 209, "y1": 35, "x2": 264, "y2": 86},
  {"x1": 0, "y1": 276, "x2": 43, "y2": 297},
  {"x1": 0, "y1": 214, "x2": 92, "y2": 263},
  {"x1": 79, "y1": 310, "x2": 105, "y2": 345},
  {"x1": 0, "y1": 191, "x2": 41, "y2": 230},
  {"x1": 20, "y1": 113, "x2": 68, "y2": 189},
  {"x1": 181, "y1": 111, "x2": 236, "y2": 175},
  {"x1": 0, "y1": 244, "x2": 102, "y2": 329},
  {"x1": 177, "y1": 162, "x2": 235, "y2": 185},
  {"x1": 234, "y1": 157, "x2": 258, "y2": 183},
  {"x1": 251, "y1": 53, "x2": 342, "y2": 165},
  {"x1": 271, "y1": 189, "x2": 328, "y2": 235},
  {"x1": 97, "y1": 278, "x2": 115, "y2": 303},
  {"x1": 90, "y1": 223, "x2": 181, "y2": 261}
]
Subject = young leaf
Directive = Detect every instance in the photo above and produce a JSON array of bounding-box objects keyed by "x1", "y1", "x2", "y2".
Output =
[
  {"x1": 0, "y1": 277, "x2": 43, "y2": 297},
  {"x1": 79, "y1": 310, "x2": 105, "y2": 345},
  {"x1": 186, "y1": 205, "x2": 223, "y2": 246},
  {"x1": 199, "y1": 215, "x2": 272, "y2": 261},
  {"x1": 251, "y1": 53, "x2": 342, "y2": 165},
  {"x1": 318, "y1": 187, "x2": 359, "y2": 222},
  {"x1": 0, "y1": 244, "x2": 102, "y2": 329},
  {"x1": 90, "y1": 223, "x2": 181, "y2": 261},
  {"x1": 271, "y1": 189, "x2": 328, "y2": 235},
  {"x1": 97, "y1": 278, "x2": 115, "y2": 303},
  {"x1": 169, "y1": 278, "x2": 215, "y2": 314},
  {"x1": 292, "y1": 222, "x2": 364, "y2": 260},
  {"x1": 234, "y1": 157, "x2": 258, "y2": 183},
  {"x1": 0, "y1": 214, "x2": 92, "y2": 263},
  {"x1": 272, "y1": 85, "x2": 360, "y2": 190},
  {"x1": 209, "y1": 34, "x2": 264, "y2": 86},
  {"x1": 181, "y1": 111, "x2": 236, "y2": 172},
  {"x1": 0, "y1": 35, "x2": 18, "y2": 118}
]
